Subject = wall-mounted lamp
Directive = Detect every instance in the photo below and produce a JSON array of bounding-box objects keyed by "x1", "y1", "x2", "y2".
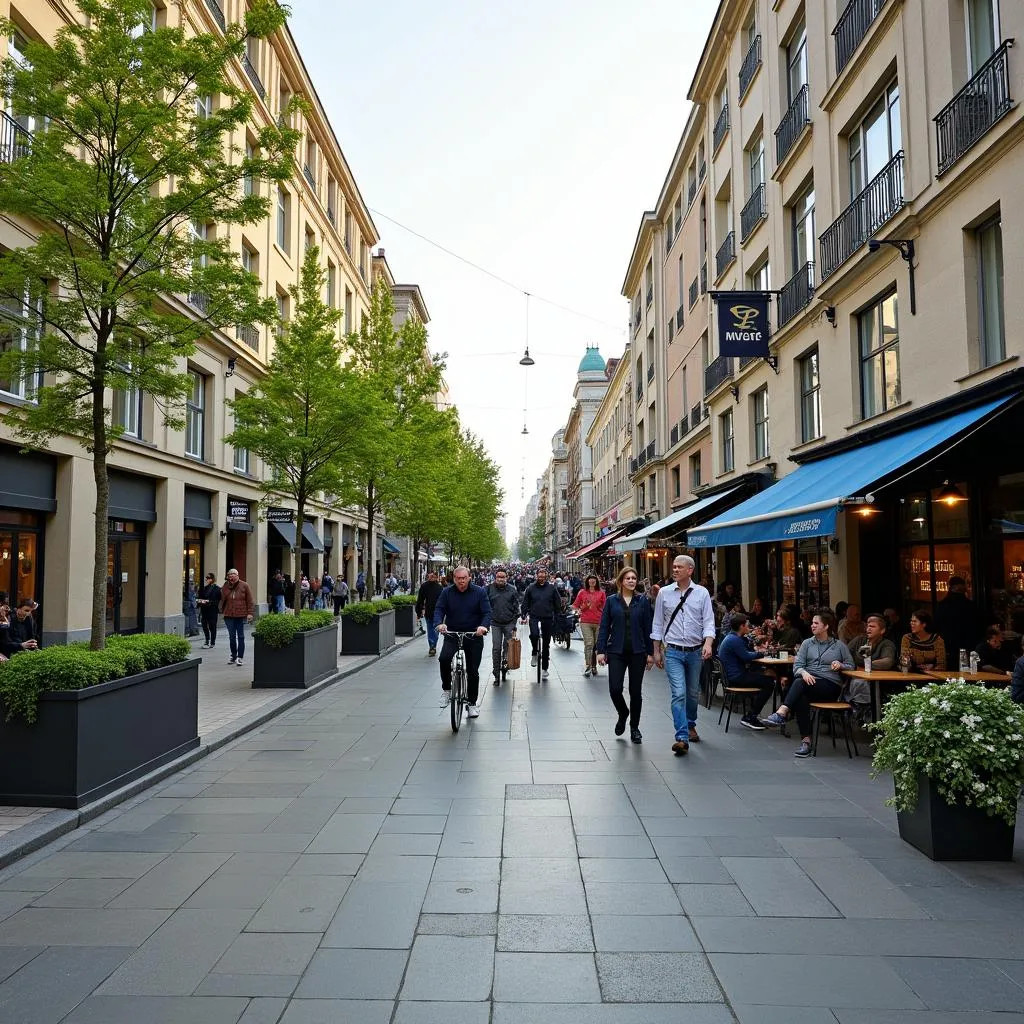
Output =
[
  {"x1": 729, "y1": 385, "x2": 740, "y2": 403},
  {"x1": 828, "y1": 537, "x2": 840, "y2": 554},
  {"x1": 219, "y1": 530, "x2": 227, "y2": 539},
  {"x1": 868, "y1": 238, "x2": 917, "y2": 314},
  {"x1": 226, "y1": 357, "x2": 236, "y2": 377},
  {"x1": 765, "y1": 462, "x2": 777, "y2": 477},
  {"x1": 824, "y1": 305, "x2": 837, "y2": 327}
]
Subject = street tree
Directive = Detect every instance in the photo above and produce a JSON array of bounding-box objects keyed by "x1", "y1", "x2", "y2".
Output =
[
  {"x1": 226, "y1": 246, "x2": 370, "y2": 610},
  {"x1": 0, "y1": 0, "x2": 297, "y2": 647},
  {"x1": 440, "y1": 430, "x2": 504, "y2": 565}
]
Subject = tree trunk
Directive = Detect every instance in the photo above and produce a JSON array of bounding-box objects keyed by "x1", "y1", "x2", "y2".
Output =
[
  {"x1": 91, "y1": 387, "x2": 109, "y2": 651},
  {"x1": 411, "y1": 537, "x2": 421, "y2": 587},
  {"x1": 364, "y1": 478, "x2": 375, "y2": 597},
  {"x1": 293, "y1": 498, "x2": 306, "y2": 614}
]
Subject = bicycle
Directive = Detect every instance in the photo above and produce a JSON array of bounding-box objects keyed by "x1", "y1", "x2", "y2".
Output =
[
  {"x1": 442, "y1": 631, "x2": 479, "y2": 732},
  {"x1": 496, "y1": 627, "x2": 512, "y2": 686}
]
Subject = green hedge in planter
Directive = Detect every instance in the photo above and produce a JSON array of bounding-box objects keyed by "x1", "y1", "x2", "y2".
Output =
[
  {"x1": 341, "y1": 598, "x2": 393, "y2": 625},
  {"x1": 0, "y1": 634, "x2": 191, "y2": 724},
  {"x1": 253, "y1": 610, "x2": 335, "y2": 649},
  {"x1": 390, "y1": 595, "x2": 418, "y2": 607}
]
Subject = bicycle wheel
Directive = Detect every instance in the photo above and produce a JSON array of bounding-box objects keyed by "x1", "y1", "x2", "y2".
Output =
[{"x1": 451, "y1": 657, "x2": 465, "y2": 732}]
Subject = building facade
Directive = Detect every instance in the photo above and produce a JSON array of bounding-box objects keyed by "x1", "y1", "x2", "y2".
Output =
[{"x1": 564, "y1": 345, "x2": 608, "y2": 557}]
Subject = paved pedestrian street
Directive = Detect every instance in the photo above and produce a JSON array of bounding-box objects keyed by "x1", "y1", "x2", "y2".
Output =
[{"x1": 0, "y1": 639, "x2": 1022, "y2": 1023}]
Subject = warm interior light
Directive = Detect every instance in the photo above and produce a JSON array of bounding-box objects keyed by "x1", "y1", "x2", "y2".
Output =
[
  {"x1": 937, "y1": 480, "x2": 967, "y2": 506},
  {"x1": 856, "y1": 505, "x2": 879, "y2": 517}
]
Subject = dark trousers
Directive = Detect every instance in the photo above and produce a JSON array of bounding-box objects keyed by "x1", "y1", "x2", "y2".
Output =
[
  {"x1": 439, "y1": 634, "x2": 484, "y2": 705},
  {"x1": 732, "y1": 670, "x2": 775, "y2": 717},
  {"x1": 224, "y1": 617, "x2": 246, "y2": 660},
  {"x1": 333, "y1": 593, "x2": 348, "y2": 614},
  {"x1": 528, "y1": 615, "x2": 553, "y2": 669},
  {"x1": 785, "y1": 675, "x2": 841, "y2": 736},
  {"x1": 200, "y1": 609, "x2": 218, "y2": 646},
  {"x1": 607, "y1": 652, "x2": 646, "y2": 729}
]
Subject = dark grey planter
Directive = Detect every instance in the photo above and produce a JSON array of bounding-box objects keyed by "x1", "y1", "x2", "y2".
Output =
[
  {"x1": 0, "y1": 660, "x2": 200, "y2": 809},
  {"x1": 253, "y1": 623, "x2": 338, "y2": 689},
  {"x1": 897, "y1": 772, "x2": 1015, "y2": 861},
  {"x1": 393, "y1": 604, "x2": 417, "y2": 637},
  {"x1": 341, "y1": 608, "x2": 396, "y2": 655}
]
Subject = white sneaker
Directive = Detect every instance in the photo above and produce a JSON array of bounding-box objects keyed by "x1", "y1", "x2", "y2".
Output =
[
  {"x1": 201, "y1": 643, "x2": 210, "y2": 649},
  {"x1": 227, "y1": 657, "x2": 236, "y2": 665},
  {"x1": 542, "y1": 670, "x2": 549, "y2": 680},
  {"x1": 439, "y1": 692, "x2": 451, "y2": 707},
  {"x1": 234, "y1": 658, "x2": 243, "y2": 667},
  {"x1": 530, "y1": 654, "x2": 538, "y2": 667},
  {"x1": 467, "y1": 704, "x2": 480, "y2": 718}
]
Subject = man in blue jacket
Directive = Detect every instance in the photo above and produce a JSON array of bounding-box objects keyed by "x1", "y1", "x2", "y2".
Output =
[
  {"x1": 718, "y1": 612, "x2": 775, "y2": 730},
  {"x1": 433, "y1": 566, "x2": 491, "y2": 718}
]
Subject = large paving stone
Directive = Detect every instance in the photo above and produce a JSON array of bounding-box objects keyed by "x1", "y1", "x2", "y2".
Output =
[
  {"x1": 596, "y1": 951, "x2": 725, "y2": 1002},
  {"x1": 496, "y1": 914, "x2": 594, "y2": 952},
  {"x1": 294, "y1": 948, "x2": 409, "y2": 999},
  {"x1": 400, "y1": 935, "x2": 495, "y2": 1001},
  {"x1": 493, "y1": 952, "x2": 600, "y2": 1002}
]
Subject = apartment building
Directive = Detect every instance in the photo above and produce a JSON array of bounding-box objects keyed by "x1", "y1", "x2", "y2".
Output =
[
  {"x1": 0, "y1": 1, "x2": 397, "y2": 642},
  {"x1": 623, "y1": 0, "x2": 1024, "y2": 631},
  {"x1": 563, "y1": 345, "x2": 608, "y2": 559}
]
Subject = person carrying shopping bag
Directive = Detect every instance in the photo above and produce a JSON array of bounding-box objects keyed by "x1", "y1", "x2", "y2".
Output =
[{"x1": 572, "y1": 573, "x2": 606, "y2": 678}]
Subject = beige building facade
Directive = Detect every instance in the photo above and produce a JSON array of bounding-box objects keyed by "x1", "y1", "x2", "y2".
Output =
[{"x1": 0, "y1": 1, "x2": 421, "y2": 642}]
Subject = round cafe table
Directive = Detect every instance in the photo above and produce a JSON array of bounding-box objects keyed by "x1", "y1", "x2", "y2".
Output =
[{"x1": 841, "y1": 668, "x2": 933, "y2": 721}]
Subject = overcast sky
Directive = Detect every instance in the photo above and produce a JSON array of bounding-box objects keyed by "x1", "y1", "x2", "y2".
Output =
[{"x1": 289, "y1": 0, "x2": 719, "y2": 540}]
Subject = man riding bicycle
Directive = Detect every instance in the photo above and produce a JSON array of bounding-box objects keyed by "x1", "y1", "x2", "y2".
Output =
[
  {"x1": 520, "y1": 567, "x2": 561, "y2": 680},
  {"x1": 433, "y1": 567, "x2": 491, "y2": 718},
  {"x1": 486, "y1": 568, "x2": 521, "y2": 684}
]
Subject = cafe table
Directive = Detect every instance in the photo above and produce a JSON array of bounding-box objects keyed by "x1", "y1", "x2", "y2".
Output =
[
  {"x1": 923, "y1": 669, "x2": 1011, "y2": 686},
  {"x1": 841, "y1": 669, "x2": 933, "y2": 721}
]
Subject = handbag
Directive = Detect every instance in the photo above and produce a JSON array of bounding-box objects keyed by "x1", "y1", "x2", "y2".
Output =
[{"x1": 506, "y1": 631, "x2": 522, "y2": 670}]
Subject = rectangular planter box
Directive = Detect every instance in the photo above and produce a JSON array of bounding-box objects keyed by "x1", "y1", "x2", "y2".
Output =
[
  {"x1": 341, "y1": 608, "x2": 396, "y2": 655},
  {"x1": 0, "y1": 660, "x2": 200, "y2": 809},
  {"x1": 393, "y1": 604, "x2": 417, "y2": 637},
  {"x1": 253, "y1": 623, "x2": 338, "y2": 689},
  {"x1": 897, "y1": 772, "x2": 1015, "y2": 861}
]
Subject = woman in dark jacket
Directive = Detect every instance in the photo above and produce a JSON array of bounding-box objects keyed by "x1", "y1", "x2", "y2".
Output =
[
  {"x1": 596, "y1": 567, "x2": 655, "y2": 744},
  {"x1": 197, "y1": 573, "x2": 222, "y2": 649}
]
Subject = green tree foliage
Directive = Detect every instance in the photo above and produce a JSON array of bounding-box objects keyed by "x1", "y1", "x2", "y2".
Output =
[
  {"x1": 0, "y1": 0, "x2": 296, "y2": 647},
  {"x1": 440, "y1": 430, "x2": 504, "y2": 565},
  {"x1": 520, "y1": 515, "x2": 547, "y2": 562},
  {"x1": 226, "y1": 246, "x2": 370, "y2": 609}
]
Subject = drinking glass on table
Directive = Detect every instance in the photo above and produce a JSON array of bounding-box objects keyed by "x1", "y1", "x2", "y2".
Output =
[{"x1": 900, "y1": 654, "x2": 910, "y2": 674}]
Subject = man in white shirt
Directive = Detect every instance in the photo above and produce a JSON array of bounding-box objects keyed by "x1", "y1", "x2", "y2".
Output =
[{"x1": 652, "y1": 554, "x2": 716, "y2": 756}]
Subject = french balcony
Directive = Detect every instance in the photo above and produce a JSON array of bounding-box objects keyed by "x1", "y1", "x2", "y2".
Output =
[
  {"x1": 687, "y1": 178, "x2": 697, "y2": 206},
  {"x1": 935, "y1": 39, "x2": 1014, "y2": 176},
  {"x1": 676, "y1": 304, "x2": 685, "y2": 332},
  {"x1": 0, "y1": 111, "x2": 31, "y2": 163},
  {"x1": 775, "y1": 83, "x2": 810, "y2": 165},
  {"x1": 235, "y1": 323, "x2": 259, "y2": 350},
  {"x1": 188, "y1": 291, "x2": 210, "y2": 314},
  {"x1": 678, "y1": 411, "x2": 689, "y2": 435},
  {"x1": 700, "y1": 262, "x2": 708, "y2": 293},
  {"x1": 740, "y1": 183, "x2": 767, "y2": 243},
  {"x1": 688, "y1": 278, "x2": 699, "y2": 308},
  {"x1": 646, "y1": 440, "x2": 656, "y2": 462},
  {"x1": 834, "y1": 0, "x2": 888, "y2": 76},
  {"x1": 699, "y1": 160, "x2": 706, "y2": 182},
  {"x1": 204, "y1": 0, "x2": 226, "y2": 32},
  {"x1": 670, "y1": 424, "x2": 679, "y2": 446},
  {"x1": 704, "y1": 355, "x2": 734, "y2": 397},
  {"x1": 647, "y1": 363, "x2": 655, "y2": 383},
  {"x1": 637, "y1": 448, "x2": 648, "y2": 470},
  {"x1": 241, "y1": 53, "x2": 265, "y2": 101},
  {"x1": 629, "y1": 457, "x2": 639, "y2": 475},
  {"x1": 713, "y1": 103, "x2": 730, "y2": 152},
  {"x1": 327, "y1": 205, "x2": 336, "y2": 227},
  {"x1": 646, "y1": 284, "x2": 653, "y2": 307},
  {"x1": 691, "y1": 402, "x2": 703, "y2": 427},
  {"x1": 819, "y1": 150, "x2": 904, "y2": 279},
  {"x1": 739, "y1": 34, "x2": 762, "y2": 99},
  {"x1": 303, "y1": 164, "x2": 317, "y2": 191},
  {"x1": 715, "y1": 231, "x2": 736, "y2": 279},
  {"x1": 636, "y1": 380, "x2": 643, "y2": 403},
  {"x1": 779, "y1": 261, "x2": 815, "y2": 327}
]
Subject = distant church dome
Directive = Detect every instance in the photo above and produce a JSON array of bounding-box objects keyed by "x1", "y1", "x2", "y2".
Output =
[{"x1": 577, "y1": 345, "x2": 605, "y2": 373}]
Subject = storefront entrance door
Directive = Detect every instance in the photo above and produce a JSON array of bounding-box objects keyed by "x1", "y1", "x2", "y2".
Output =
[
  {"x1": 0, "y1": 522, "x2": 40, "y2": 608},
  {"x1": 107, "y1": 523, "x2": 144, "y2": 634}
]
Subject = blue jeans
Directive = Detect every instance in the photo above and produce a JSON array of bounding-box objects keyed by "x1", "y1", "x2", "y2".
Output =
[
  {"x1": 225, "y1": 617, "x2": 246, "y2": 660},
  {"x1": 426, "y1": 619, "x2": 439, "y2": 651},
  {"x1": 665, "y1": 647, "x2": 703, "y2": 741},
  {"x1": 273, "y1": 594, "x2": 285, "y2": 614}
]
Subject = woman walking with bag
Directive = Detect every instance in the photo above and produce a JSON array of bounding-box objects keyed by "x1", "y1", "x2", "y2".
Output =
[
  {"x1": 572, "y1": 574, "x2": 606, "y2": 677},
  {"x1": 596, "y1": 567, "x2": 655, "y2": 743}
]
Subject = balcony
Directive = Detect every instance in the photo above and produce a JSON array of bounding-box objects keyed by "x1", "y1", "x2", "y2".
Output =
[
  {"x1": 636, "y1": 380, "x2": 643, "y2": 403},
  {"x1": 776, "y1": 83, "x2": 810, "y2": 165},
  {"x1": 691, "y1": 402, "x2": 703, "y2": 427},
  {"x1": 188, "y1": 291, "x2": 209, "y2": 314},
  {"x1": 819, "y1": 150, "x2": 904, "y2": 279},
  {"x1": 687, "y1": 179, "x2": 697, "y2": 206},
  {"x1": 678, "y1": 411, "x2": 689, "y2": 435},
  {"x1": 647, "y1": 363, "x2": 655, "y2": 383},
  {"x1": 739, "y1": 34, "x2": 762, "y2": 99},
  {"x1": 779, "y1": 261, "x2": 815, "y2": 327},
  {"x1": 637, "y1": 448, "x2": 648, "y2": 470},
  {"x1": 327, "y1": 205, "x2": 336, "y2": 227},
  {"x1": 834, "y1": 0, "x2": 888, "y2": 76},
  {"x1": 740, "y1": 183, "x2": 766, "y2": 243},
  {"x1": 241, "y1": 53, "x2": 265, "y2": 101},
  {"x1": 303, "y1": 164, "x2": 317, "y2": 191},
  {"x1": 675, "y1": 304, "x2": 684, "y2": 332},
  {"x1": 204, "y1": 0, "x2": 226, "y2": 32},
  {"x1": 688, "y1": 278, "x2": 699, "y2": 308},
  {"x1": 670, "y1": 424, "x2": 679, "y2": 446},
  {"x1": 629, "y1": 457, "x2": 639, "y2": 475},
  {"x1": 646, "y1": 440, "x2": 656, "y2": 462},
  {"x1": 715, "y1": 231, "x2": 736, "y2": 279},
  {"x1": 0, "y1": 111, "x2": 31, "y2": 163},
  {"x1": 646, "y1": 284, "x2": 653, "y2": 307},
  {"x1": 633, "y1": 309, "x2": 642, "y2": 334},
  {"x1": 700, "y1": 262, "x2": 708, "y2": 293},
  {"x1": 935, "y1": 40, "x2": 1014, "y2": 176},
  {"x1": 704, "y1": 355, "x2": 734, "y2": 396},
  {"x1": 699, "y1": 161, "x2": 706, "y2": 182},
  {"x1": 713, "y1": 103, "x2": 730, "y2": 152},
  {"x1": 235, "y1": 323, "x2": 259, "y2": 350}
]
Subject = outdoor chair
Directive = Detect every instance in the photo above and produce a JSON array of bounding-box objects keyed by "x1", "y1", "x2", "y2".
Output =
[{"x1": 809, "y1": 681, "x2": 859, "y2": 758}]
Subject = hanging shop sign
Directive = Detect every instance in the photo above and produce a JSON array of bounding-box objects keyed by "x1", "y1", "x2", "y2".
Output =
[
  {"x1": 713, "y1": 291, "x2": 771, "y2": 358},
  {"x1": 266, "y1": 507, "x2": 295, "y2": 524},
  {"x1": 227, "y1": 499, "x2": 250, "y2": 522}
]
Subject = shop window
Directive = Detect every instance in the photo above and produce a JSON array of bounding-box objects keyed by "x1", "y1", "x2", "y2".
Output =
[{"x1": 858, "y1": 290, "x2": 901, "y2": 419}]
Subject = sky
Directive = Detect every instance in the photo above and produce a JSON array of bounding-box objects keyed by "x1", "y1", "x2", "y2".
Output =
[{"x1": 288, "y1": 0, "x2": 719, "y2": 541}]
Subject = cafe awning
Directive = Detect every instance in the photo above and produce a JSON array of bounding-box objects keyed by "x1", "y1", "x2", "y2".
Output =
[
  {"x1": 268, "y1": 520, "x2": 325, "y2": 551},
  {"x1": 566, "y1": 527, "x2": 628, "y2": 560},
  {"x1": 617, "y1": 486, "x2": 743, "y2": 552},
  {"x1": 688, "y1": 397, "x2": 1009, "y2": 548},
  {"x1": 382, "y1": 538, "x2": 401, "y2": 555}
]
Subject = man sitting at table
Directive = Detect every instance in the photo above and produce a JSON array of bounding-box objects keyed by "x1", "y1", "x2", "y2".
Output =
[
  {"x1": 849, "y1": 613, "x2": 897, "y2": 670},
  {"x1": 975, "y1": 625, "x2": 1015, "y2": 674},
  {"x1": 718, "y1": 613, "x2": 776, "y2": 731}
]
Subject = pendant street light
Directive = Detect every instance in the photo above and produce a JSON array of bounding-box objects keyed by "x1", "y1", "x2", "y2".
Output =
[{"x1": 519, "y1": 347, "x2": 535, "y2": 366}]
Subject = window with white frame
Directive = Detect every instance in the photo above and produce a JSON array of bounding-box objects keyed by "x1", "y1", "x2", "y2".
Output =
[
  {"x1": 967, "y1": 0, "x2": 1000, "y2": 72},
  {"x1": 748, "y1": 131, "x2": 764, "y2": 192},
  {"x1": 849, "y1": 81, "x2": 901, "y2": 199},
  {"x1": 720, "y1": 409, "x2": 735, "y2": 473},
  {"x1": 185, "y1": 370, "x2": 206, "y2": 458},
  {"x1": 786, "y1": 19, "x2": 807, "y2": 103},
  {"x1": 6, "y1": 29, "x2": 39, "y2": 135},
  {"x1": 791, "y1": 183, "x2": 815, "y2": 271},
  {"x1": 752, "y1": 386, "x2": 769, "y2": 461},
  {"x1": 241, "y1": 242, "x2": 256, "y2": 275},
  {"x1": 671, "y1": 466, "x2": 681, "y2": 499},
  {"x1": 233, "y1": 442, "x2": 250, "y2": 474},
  {"x1": 195, "y1": 93, "x2": 213, "y2": 121},
  {"x1": 748, "y1": 257, "x2": 770, "y2": 292},
  {"x1": 276, "y1": 291, "x2": 289, "y2": 338},
  {"x1": 0, "y1": 289, "x2": 38, "y2": 401},
  {"x1": 326, "y1": 260, "x2": 337, "y2": 308},
  {"x1": 976, "y1": 216, "x2": 1005, "y2": 366},
  {"x1": 276, "y1": 186, "x2": 289, "y2": 251},
  {"x1": 112, "y1": 344, "x2": 142, "y2": 439},
  {"x1": 689, "y1": 451, "x2": 702, "y2": 490},
  {"x1": 858, "y1": 291, "x2": 901, "y2": 419},
  {"x1": 243, "y1": 141, "x2": 255, "y2": 197},
  {"x1": 798, "y1": 348, "x2": 822, "y2": 443},
  {"x1": 344, "y1": 287, "x2": 353, "y2": 333}
]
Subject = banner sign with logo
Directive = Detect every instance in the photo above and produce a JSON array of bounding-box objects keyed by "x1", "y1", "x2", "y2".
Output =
[
  {"x1": 713, "y1": 291, "x2": 771, "y2": 358},
  {"x1": 266, "y1": 507, "x2": 295, "y2": 523},
  {"x1": 227, "y1": 499, "x2": 250, "y2": 522}
]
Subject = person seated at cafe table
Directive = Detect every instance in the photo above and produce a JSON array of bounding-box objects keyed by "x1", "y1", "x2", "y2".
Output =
[
  {"x1": 849, "y1": 613, "x2": 897, "y2": 671},
  {"x1": 837, "y1": 604, "x2": 863, "y2": 646},
  {"x1": 718, "y1": 612, "x2": 776, "y2": 731},
  {"x1": 768, "y1": 605, "x2": 804, "y2": 651},
  {"x1": 900, "y1": 608, "x2": 946, "y2": 672},
  {"x1": 759, "y1": 609, "x2": 855, "y2": 757},
  {"x1": 974, "y1": 625, "x2": 1015, "y2": 674}
]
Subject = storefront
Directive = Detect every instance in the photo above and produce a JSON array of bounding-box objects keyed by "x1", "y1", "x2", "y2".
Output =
[
  {"x1": 753, "y1": 537, "x2": 830, "y2": 614},
  {"x1": 183, "y1": 488, "x2": 213, "y2": 598},
  {"x1": 267, "y1": 507, "x2": 324, "y2": 580},
  {"x1": 107, "y1": 470, "x2": 155, "y2": 635},
  {"x1": 225, "y1": 498, "x2": 253, "y2": 576}
]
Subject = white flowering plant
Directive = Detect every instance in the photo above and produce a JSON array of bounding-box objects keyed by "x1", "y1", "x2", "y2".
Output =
[{"x1": 870, "y1": 678, "x2": 1024, "y2": 826}]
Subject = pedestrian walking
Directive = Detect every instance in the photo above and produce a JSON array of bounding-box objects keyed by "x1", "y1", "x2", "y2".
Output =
[
  {"x1": 356, "y1": 570, "x2": 366, "y2": 602},
  {"x1": 183, "y1": 579, "x2": 199, "y2": 637},
  {"x1": 333, "y1": 578, "x2": 349, "y2": 615},
  {"x1": 268, "y1": 570, "x2": 286, "y2": 614},
  {"x1": 596, "y1": 567, "x2": 654, "y2": 744},
  {"x1": 219, "y1": 568, "x2": 254, "y2": 666},
  {"x1": 572, "y1": 574, "x2": 606, "y2": 677},
  {"x1": 486, "y1": 568, "x2": 521, "y2": 683},
  {"x1": 197, "y1": 573, "x2": 221, "y2": 649},
  {"x1": 520, "y1": 567, "x2": 562, "y2": 680},
  {"x1": 416, "y1": 570, "x2": 444, "y2": 656}
]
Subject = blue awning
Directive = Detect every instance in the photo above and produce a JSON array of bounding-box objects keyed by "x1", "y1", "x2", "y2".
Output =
[
  {"x1": 617, "y1": 487, "x2": 742, "y2": 552},
  {"x1": 382, "y1": 538, "x2": 400, "y2": 555},
  {"x1": 688, "y1": 398, "x2": 1009, "y2": 548}
]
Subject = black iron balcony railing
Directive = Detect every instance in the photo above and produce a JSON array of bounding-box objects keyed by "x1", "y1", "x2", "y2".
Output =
[
  {"x1": 740, "y1": 183, "x2": 767, "y2": 243},
  {"x1": 688, "y1": 278, "x2": 699, "y2": 308},
  {"x1": 691, "y1": 402, "x2": 703, "y2": 427},
  {"x1": 699, "y1": 160, "x2": 706, "y2": 182},
  {"x1": 646, "y1": 440, "x2": 656, "y2": 461},
  {"x1": 637, "y1": 447, "x2": 648, "y2": 470},
  {"x1": 935, "y1": 39, "x2": 1014, "y2": 176},
  {"x1": 303, "y1": 164, "x2": 316, "y2": 191},
  {"x1": 704, "y1": 355, "x2": 734, "y2": 397},
  {"x1": 715, "y1": 231, "x2": 736, "y2": 278},
  {"x1": 235, "y1": 323, "x2": 259, "y2": 350},
  {"x1": 647, "y1": 362, "x2": 655, "y2": 383},
  {"x1": 633, "y1": 310, "x2": 642, "y2": 334},
  {"x1": 739, "y1": 34, "x2": 762, "y2": 99},
  {"x1": 779, "y1": 261, "x2": 815, "y2": 327},
  {"x1": 241, "y1": 53, "x2": 265, "y2": 101},
  {"x1": 188, "y1": 291, "x2": 210, "y2": 314},
  {"x1": 676, "y1": 304, "x2": 685, "y2": 332},
  {"x1": 670, "y1": 423, "x2": 679, "y2": 447},
  {"x1": 636, "y1": 380, "x2": 643, "y2": 403},
  {"x1": 0, "y1": 111, "x2": 31, "y2": 164},
  {"x1": 646, "y1": 284, "x2": 653, "y2": 307},
  {"x1": 688, "y1": 178, "x2": 697, "y2": 207},
  {"x1": 776, "y1": 83, "x2": 810, "y2": 165},
  {"x1": 327, "y1": 205, "x2": 336, "y2": 227},
  {"x1": 629, "y1": 457, "x2": 639, "y2": 475},
  {"x1": 700, "y1": 262, "x2": 708, "y2": 293},
  {"x1": 819, "y1": 150, "x2": 904, "y2": 279},
  {"x1": 205, "y1": 0, "x2": 226, "y2": 32},
  {"x1": 679, "y1": 411, "x2": 689, "y2": 435},
  {"x1": 834, "y1": 0, "x2": 888, "y2": 76},
  {"x1": 713, "y1": 103, "x2": 730, "y2": 151}
]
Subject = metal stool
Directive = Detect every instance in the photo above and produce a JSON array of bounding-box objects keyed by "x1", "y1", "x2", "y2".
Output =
[{"x1": 718, "y1": 686, "x2": 760, "y2": 733}]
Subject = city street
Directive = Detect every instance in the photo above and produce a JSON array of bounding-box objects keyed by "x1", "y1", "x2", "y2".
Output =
[{"x1": 0, "y1": 635, "x2": 1021, "y2": 1022}]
